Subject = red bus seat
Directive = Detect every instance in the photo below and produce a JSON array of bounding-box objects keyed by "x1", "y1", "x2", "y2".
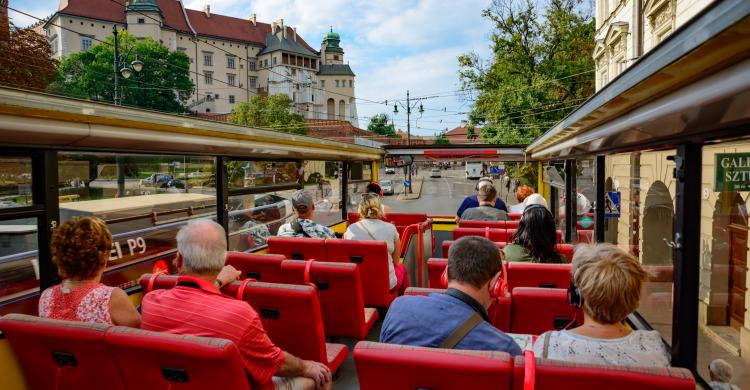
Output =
[
  {"x1": 280, "y1": 260, "x2": 377, "y2": 340},
  {"x1": 508, "y1": 213, "x2": 522, "y2": 220},
  {"x1": 510, "y1": 287, "x2": 583, "y2": 335},
  {"x1": 506, "y1": 263, "x2": 572, "y2": 291},
  {"x1": 325, "y1": 239, "x2": 396, "y2": 308},
  {"x1": 0, "y1": 313, "x2": 125, "y2": 390},
  {"x1": 577, "y1": 230, "x2": 594, "y2": 243},
  {"x1": 452, "y1": 227, "x2": 505, "y2": 241},
  {"x1": 223, "y1": 281, "x2": 348, "y2": 373},
  {"x1": 354, "y1": 341, "x2": 513, "y2": 390},
  {"x1": 267, "y1": 236, "x2": 326, "y2": 261},
  {"x1": 139, "y1": 273, "x2": 178, "y2": 293},
  {"x1": 427, "y1": 258, "x2": 448, "y2": 288},
  {"x1": 105, "y1": 326, "x2": 250, "y2": 389},
  {"x1": 512, "y1": 356, "x2": 695, "y2": 390},
  {"x1": 348, "y1": 212, "x2": 360, "y2": 225},
  {"x1": 488, "y1": 294, "x2": 512, "y2": 332},
  {"x1": 404, "y1": 287, "x2": 445, "y2": 296},
  {"x1": 385, "y1": 213, "x2": 428, "y2": 226},
  {"x1": 441, "y1": 240, "x2": 506, "y2": 258},
  {"x1": 556, "y1": 244, "x2": 575, "y2": 262},
  {"x1": 226, "y1": 252, "x2": 286, "y2": 282},
  {"x1": 459, "y1": 220, "x2": 519, "y2": 229}
]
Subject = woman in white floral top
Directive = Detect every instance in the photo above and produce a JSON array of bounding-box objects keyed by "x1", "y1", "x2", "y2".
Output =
[{"x1": 533, "y1": 243, "x2": 670, "y2": 367}]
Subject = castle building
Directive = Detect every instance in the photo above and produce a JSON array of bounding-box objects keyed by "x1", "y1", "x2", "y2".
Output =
[{"x1": 39, "y1": 0, "x2": 358, "y2": 125}]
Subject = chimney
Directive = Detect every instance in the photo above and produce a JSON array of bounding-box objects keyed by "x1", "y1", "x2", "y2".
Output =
[
  {"x1": 202, "y1": 4, "x2": 210, "y2": 18},
  {"x1": 277, "y1": 18, "x2": 285, "y2": 38},
  {"x1": 249, "y1": 13, "x2": 256, "y2": 26},
  {"x1": 293, "y1": 27, "x2": 297, "y2": 42}
]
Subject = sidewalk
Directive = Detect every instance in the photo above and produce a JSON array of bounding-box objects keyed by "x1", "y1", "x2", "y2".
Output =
[{"x1": 397, "y1": 176, "x2": 424, "y2": 201}]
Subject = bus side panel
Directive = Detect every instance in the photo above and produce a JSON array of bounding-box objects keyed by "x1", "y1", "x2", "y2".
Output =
[{"x1": 0, "y1": 338, "x2": 26, "y2": 390}]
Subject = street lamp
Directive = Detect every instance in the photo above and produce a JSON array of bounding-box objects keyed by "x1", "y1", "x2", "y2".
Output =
[{"x1": 112, "y1": 26, "x2": 144, "y2": 105}]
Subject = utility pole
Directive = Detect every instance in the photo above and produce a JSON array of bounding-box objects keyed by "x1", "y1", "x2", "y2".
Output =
[
  {"x1": 113, "y1": 25, "x2": 120, "y2": 106},
  {"x1": 406, "y1": 90, "x2": 412, "y2": 193}
]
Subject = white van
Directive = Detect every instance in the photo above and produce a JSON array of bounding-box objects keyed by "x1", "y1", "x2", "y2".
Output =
[{"x1": 465, "y1": 162, "x2": 483, "y2": 179}]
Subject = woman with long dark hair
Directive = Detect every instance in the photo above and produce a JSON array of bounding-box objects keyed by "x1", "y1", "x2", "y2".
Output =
[{"x1": 502, "y1": 205, "x2": 564, "y2": 263}]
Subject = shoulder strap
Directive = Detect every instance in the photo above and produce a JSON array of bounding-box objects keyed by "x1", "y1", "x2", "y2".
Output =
[
  {"x1": 357, "y1": 221, "x2": 379, "y2": 241},
  {"x1": 542, "y1": 332, "x2": 551, "y2": 358},
  {"x1": 439, "y1": 312, "x2": 483, "y2": 349}
]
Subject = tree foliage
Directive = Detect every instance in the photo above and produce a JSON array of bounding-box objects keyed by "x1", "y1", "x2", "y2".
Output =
[
  {"x1": 367, "y1": 113, "x2": 396, "y2": 137},
  {"x1": 433, "y1": 130, "x2": 450, "y2": 145},
  {"x1": 458, "y1": 0, "x2": 595, "y2": 144},
  {"x1": 228, "y1": 94, "x2": 308, "y2": 135},
  {"x1": 50, "y1": 31, "x2": 193, "y2": 113},
  {"x1": 0, "y1": 22, "x2": 58, "y2": 91}
]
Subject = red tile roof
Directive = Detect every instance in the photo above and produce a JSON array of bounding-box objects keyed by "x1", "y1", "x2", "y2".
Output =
[
  {"x1": 444, "y1": 125, "x2": 481, "y2": 144},
  {"x1": 57, "y1": 0, "x2": 314, "y2": 50}
]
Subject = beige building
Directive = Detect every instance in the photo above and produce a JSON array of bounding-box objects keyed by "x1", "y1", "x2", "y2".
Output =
[
  {"x1": 38, "y1": 0, "x2": 358, "y2": 125},
  {"x1": 593, "y1": 0, "x2": 714, "y2": 90}
]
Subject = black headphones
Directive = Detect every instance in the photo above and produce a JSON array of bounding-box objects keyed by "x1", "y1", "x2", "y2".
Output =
[
  {"x1": 567, "y1": 280, "x2": 583, "y2": 307},
  {"x1": 475, "y1": 177, "x2": 493, "y2": 191}
]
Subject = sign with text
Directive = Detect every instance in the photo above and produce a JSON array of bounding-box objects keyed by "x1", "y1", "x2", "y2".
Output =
[{"x1": 716, "y1": 153, "x2": 750, "y2": 191}]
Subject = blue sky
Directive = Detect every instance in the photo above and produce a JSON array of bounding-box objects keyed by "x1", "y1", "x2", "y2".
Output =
[{"x1": 10, "y1": 0, "x2": 494, "y2": 136}]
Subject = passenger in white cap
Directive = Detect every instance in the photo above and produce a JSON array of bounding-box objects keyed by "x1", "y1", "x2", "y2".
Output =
[{"x1": 277, "y1": 190, "x2": 336, "y2": 239}]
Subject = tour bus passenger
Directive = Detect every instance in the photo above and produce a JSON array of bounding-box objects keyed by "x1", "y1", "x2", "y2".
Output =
[
  {"x1": 533, "y1": 243, "x2": 670, "y2": 367},
  {"x1": 709, "y1": 359, "x2": 741, "y2": 390},
  {"x1": 456, "y1": 177, "x2": 508, "y2": 219},
  {"x1": 141, "y1": 220, "x2": 332, "y2": 390},
  {"x1": 277, "y1": 189, "x2": 336, "y2": 239},
  {"x1": 380, "y1": 236, "x2": 522, "y2": 355},
  {"x1": 503, "y1": 204, "x2": 564, "y2": 263},
  {"x1": 344, "y1": 193, "x2": 409, "y2": 295},
  {"x1": 460, "y1": 184, "x2": 508, "y2": 221},
  {"x1": 365, "y1": 182, "x2": 392, "y2": 214},
  {"x1": 38, "y1": 217, "x2": 141, "y2": 327},
  {"x1": 523, "y1": 193, "x2": 548, "y2": 209},
  {"x1": 509, "y1": 185, "x2": 535, "y2": 214}
]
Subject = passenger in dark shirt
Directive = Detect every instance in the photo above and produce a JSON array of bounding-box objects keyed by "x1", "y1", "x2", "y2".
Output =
[
  {"x1": 460, "y1": 184, "x2": 508, "y2": 221},
  {"x1": 380, "y1": 236, "x2": 522, "y2": 355},
  {"x1": 456, "y1": 177, "x2": 508, "y2": 218}
]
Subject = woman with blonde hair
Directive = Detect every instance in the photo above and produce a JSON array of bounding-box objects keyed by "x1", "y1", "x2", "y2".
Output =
[
  {"x1": 533, "y1": 243, "x2": 669, "y2": 367},
  {"x1": 38, "y1": 217, "x2": 141, "y2": 327},
  {"x1": 344, "y1": 193, "x2": 409, "y2": 295}
]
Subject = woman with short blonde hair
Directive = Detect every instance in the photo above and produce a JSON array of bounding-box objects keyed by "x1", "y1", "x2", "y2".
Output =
[
  {"x1": 38, "y1": 217, "x2": 141, "y2": 327},
  {"x1": 345, "y1": 193, "x2": 409, "y2": 295},
  {"x1": 533, "y1": 243, "x2": 669, "y2": 367}
]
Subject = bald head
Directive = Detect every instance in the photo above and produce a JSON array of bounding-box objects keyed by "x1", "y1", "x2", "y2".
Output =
[{"x1": 176, "y1": 220, "x2": 227, "y2": 274}]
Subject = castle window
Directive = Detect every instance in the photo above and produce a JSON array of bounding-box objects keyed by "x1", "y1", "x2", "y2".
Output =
[
  {"x1": 248, "y1": 60, "x2": 256, "y2": 70},
  {"x1": 349, "y1": 80, "x2": 352, "y2": 88},
  {"x1": 227, "y1": 56, "x2": 236, "y2": 69},
  {"x1": 333, "y1": 55, "x2": 339, "y2": 61},
  {"x1": 204, "y1": 53, "x2": 213, "y2": 66},
  {"x1": 227, "y1": 73, "x2": 236, "y2": 87},
  {"x1": 204, "y1": 71, "x2": 213, "y2": 85},
  {"x1": 248, "y1": 77, "x2": 257, "y2": 89},
  {"x1": 321, "y1": 80, "x2": 325, "y2": 88},
  {"x1": 137, "y1": 18, "x2": 145, "y2": 24},
  {"x1": 229, "y1": 95, "x2": 235, "y2": 104},
  {"x1": 80, "y1": 36, "x2": 92, "y2": 51},
  {"x1": 335, "y1": 80, "x2": 340, "y2": 87}
]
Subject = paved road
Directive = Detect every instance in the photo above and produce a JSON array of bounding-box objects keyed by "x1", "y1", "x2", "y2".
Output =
[{"x1": 379, "y1": 167, "x2": 519, "y2": 216}]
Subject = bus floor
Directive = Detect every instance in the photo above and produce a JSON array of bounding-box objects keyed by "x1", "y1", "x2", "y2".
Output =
[{"x1": 331, "y1": 321, "x2": 382, "y2": 389}]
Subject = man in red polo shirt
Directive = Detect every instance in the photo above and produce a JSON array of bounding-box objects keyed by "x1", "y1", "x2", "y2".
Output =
[{"x1": 141, "y1": 220, "x2": 331, "y2": 390}]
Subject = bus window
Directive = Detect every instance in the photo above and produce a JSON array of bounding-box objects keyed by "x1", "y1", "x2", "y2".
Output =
[
  {"x1": 697, "y1": 141, "x2": 750, "y2": 387},
  {"x1": 57, "y1": 152, "x2": 217, "y2": 290},
  {"x1": 576, "y1": 159, "x2": 595, "y2": 239},
  {"x1": 227, "y1": 161, "x2": 301, "y2": 189},
  {"x1": 0, "y1": 157, "x2": 32, "y2": 208},
  {"x1": 605, "y1": 150, "x2": 676, "y2": 343},
  {"x1": 0, "y1": 218, "x2": 38, "y2": 304}
]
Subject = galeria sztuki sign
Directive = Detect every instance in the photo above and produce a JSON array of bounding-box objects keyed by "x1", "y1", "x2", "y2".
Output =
[{"x1": 716, "y1": 153, "x2": 750, "y2": 191}]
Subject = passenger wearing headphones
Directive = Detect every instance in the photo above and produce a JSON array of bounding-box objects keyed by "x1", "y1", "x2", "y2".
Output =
[
  {"x1": 533, "y1": 243, "x2": 670, "y2": 367},
  {"x1": 380, "y1": 236, "x2": 521, "y2": 355},
  {"x1": 456, "y1": 177, "x2": 508, "y2": 219}
]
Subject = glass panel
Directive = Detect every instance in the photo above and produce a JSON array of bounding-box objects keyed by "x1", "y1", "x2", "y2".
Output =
[
  {"x1": 0, "y1": 157, "x2": 33, "y2": 208},
  {"x1": 0, "y1": 217, "x2": 38, "y2": 302},
  {"x1": 227, "y1": 161, "x2": 301, "y2": 189},
  {"x1": 576, "y1": 158, "x2": 595, "y2": 241},
  {"x1": 604, "y1": 150, "x2": 676, "y2": 343},
  {"x1": 57, "y1": 152, "x2": 216, "y2": 288},
  {"x1": 696, "y1": 141, "x2": 750, "y2": 388},
  {"x1": 227, "y1": 161, "x2": 342, "y2": 252}
]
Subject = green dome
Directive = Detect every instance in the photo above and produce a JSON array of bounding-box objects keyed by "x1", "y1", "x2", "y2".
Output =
[{"x1": 322, "y1": 28, "x2": 340, "y2": 44}]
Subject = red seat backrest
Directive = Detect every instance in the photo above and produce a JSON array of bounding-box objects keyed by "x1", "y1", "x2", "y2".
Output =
[
  {"x1": 510, "y1": 287, "x2": 583, "y2": 335},
  {"x1": 427, "y1": 258, "x2": 448, "y2": 288},
  {"x1": 452, "y1": 228, "x2": 505, "y2": 242},
  {"x1": 488, "y1": 294, "x2": 512, "y2": 332},
  {"x1": 325, "y1": 239, "x2": 395, "y2": 308},
  {"x1": 459, "y1": 220, "x2": 519, "y2": 229},
  {"x1": 577, "y1": 230, "x2": 594, "y2": 243},
  {"x1": 223, "y1": 281, "x2": 329, "y2": 363},
  {"x1": 281, "y1": 260, "x2": 372, "y2": 339},
  {"x1": 385, "y1": 213, "x2": 427, "y2": 226},
  {"x1": 226, "y1": 251, "x2": 286, "y2": 282},
  {"x1": 267, "y1": 236, "x2": 326, "y2": 260},
  {"x1": 508, "y1": 213, "x2": 522, "y2": 220},
  {"x1": 0, "y1": 313, "x2": 126, "y2": 390},
  {"x1": 105, "y1": 326, "x2": 250, "y2": 389},
  {"x1": 556, "y1": 244, "x2": 575, "y2": 263},
  {"x1": 557, "y1": 230, "x2": 564, "y2": 243},
  {"x1": 512, "y1": 356, "x2": 695, "y2": 390},
  {"x1": 403, "y1": 287, "x2": 446, "y2": 296},
  {"x1": 348, "y1": 212, "x2": 361, "y2": 225},
  {"x1": 442, "y1": 240, "x2": 506, "y2": 258},
  {"x1": 139, "y1": 273, "x2": 178, "y2": 293},
  {"x1": 354, "y1": 341, "x2": 513, "y2": 390},
  {"x1": 506, "y1": 263, "x2": 572, "y2": 291}
]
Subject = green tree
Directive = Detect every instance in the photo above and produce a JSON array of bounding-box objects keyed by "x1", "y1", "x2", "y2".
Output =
[
  {"x1": 367, "y1": 113, "x2": 396, "y2": 136},
  {"x1": 0, "y1": 22, "x2": 58, "y2": 91},
  {"x1": 50, "y1": 31, "x2": 193, "y2": 112},
  {"x1": 458, "y1": 0, "x2": 595, "y2": 144},
  {"x1": 228, "y1": 94, "x2": 308, "y2": 135},
  {"x1": 434, "y1": 130, "x2": 450, "y2": 145},
  {"x1": 466, "y1": 125, "x2": 478, "y2": 141}
]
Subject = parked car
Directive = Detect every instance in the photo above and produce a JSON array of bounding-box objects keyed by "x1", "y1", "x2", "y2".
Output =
[
  {"x1": 379, "y1": 180, "x2": 394, "y2": 195},
  {"x1": 384, "y1": 167, "x2": 395, "y2": 174},
  {"x1": 430, "y1": 168, "x2": 442, "y2": 178},
  {"x1": 140, "y1": 173, "x2": 172, "y2": 187},
  {"x1": 165, "y1": 179, "x2": 185, "y2": 189}
]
